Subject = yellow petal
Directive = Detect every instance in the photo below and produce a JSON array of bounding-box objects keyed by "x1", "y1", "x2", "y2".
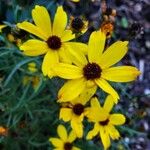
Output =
[
  {"x1": 20, "y1": 39, "x2": 48, "y2": 56},
  {"x1": 99, "y1": 126, "x2": 111, "y2": 150},
  {"x1": 58, "y1": 78, "x2": 86, "y2": 102},
  {"x1": 61, "y1": 30, "x2": 75, "y2": 42},
  {"x1": 68, "y1": 130, "x2": 77, "y2": 143},
  {"x1": 0, "y1": 25, "x2": 6, "y2": 32},
  {"x1": 57, "y1": 52, "x2": 71, "y2": 64},
  {"x1": 42, "y1": 50, "x2": 59, "y2": 76},
  {"x1": 49, "y1": 138, "x2": 63, "y2": 148},
  {"x1": 52, "y1": 63, "x2": 83, "y2": 79},
  {"x1": 102, "y1": 66, "x2": 141, "y2": 82},
  {"x1": 103, "y1": 95, "x2": 114, "y2": 113},
  {"x1": 72, "y1": 86, "x2": 97, "y2": 105},
  {"x1": 90, "y1": 96, "x2": 101, "y2": 109},
  {"x1": 109, "y1": 114, "x2": 126, "y2": 125},
  {"x1": 54, "y1": 148, "x2": 62, "y2": 150},
  {"x1": 106, "y1": 125, "x2": 120, "y2": 140},
  {"x1": 99, "y1": 41, "x2": 128, "y2": 69},
  {"x1": 73, "y1": 113, "x2": 84, "y2": 122},
  {"x1": 66, "y1": 42, "x2": 88, "y2": 55},
  {"x1": 17, "y1": 21, "x2": 47, "y2": 40},
  {"x1": 86, "y1": 123, "x2": 100, "y2": 140},
  {"x1": 32, "y1": 5, "x2": 51, "y2": 38},
  {"x1": 84, "y1": 108, "x2": 90, "y2": 117},
  {"x1": 64, "y1": 42, "x2": 88, "y2": 67},
  {"x1": 95, "y1": 78, "x2": 119, "y2": 103},
  {"x1": 87, "y1": 109, "x2": 107, "y2": 123},
  {"x1": 59, "y1": 108, "x2": 72, "y2": 122},
  {"x1": 80, "y1": 20, "x2": 88, "y2": 34},
  {"x1": 53, "y1": 6, "x2": 67, "y2": 37},
  {"x1": 71, "y1": 119, "x2": 83, "y2": 138},
  {"x1": 88, "y1": 31, "x2": 106, "y2": 63},
  {"x1": 87, "y1": 98, "x2": 107, "y2": 122},
  {"x1": 86, "y1": 80, "x2": 96, "y2": 88},
  {"x1": 57, "y1": 125, "x2": 68, "y2": 141},
  {"x1": 7, "y1": 34, "x2": 15, "y2": 42},
  {"x1": 28, "y1": 62, "x2": 36, "y2": 68},
  {"x1": 28, "y1": 62, "x2": 37, "y2": 72},
  {"x1": 58, "y1": 47, "x2": 72, "y2": 64}
]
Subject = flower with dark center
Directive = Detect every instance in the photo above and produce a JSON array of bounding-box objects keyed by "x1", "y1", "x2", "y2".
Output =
[
  {"x1": 46, "y1": 35, "x2": 61, "y2": 50},
  {"x1": 87, "y1": 96, "x2": 126, "y2": 149},
  {"x1": 83, "y1": 63, "x2": 102, "y2": 80},
  {"x1": 17, "y1": 6, "x2": 88, "y2": 77},
  {"x1": 64, "y1": 142, "x2": 73, "y2": 150},
  {"x1": 60, "y1": 96, "x2": 88, "y2": 138},
  {"x1": 49, "y1": 125, "x2": 79, "y2": 150},
  {"x1": 54, "y1": 31, "x2": 140, "y2": 103},
  {"x1": 99, "y1": 119, "x2": 109, "y2": 126},
  {"x1": 73, "y1": 103, "x2": 84, "y2": 116},
  {"x1": 71, "y1": 17, "x2": 84, "y2": 31}
]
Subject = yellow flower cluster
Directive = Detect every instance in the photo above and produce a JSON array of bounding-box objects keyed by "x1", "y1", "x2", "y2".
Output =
[
  {"x1": 22, "y1": 62, "x2": 41, "y2": 90},
  {"x1": 16, "y1": 5, "x2": 140, "y2": 150}
]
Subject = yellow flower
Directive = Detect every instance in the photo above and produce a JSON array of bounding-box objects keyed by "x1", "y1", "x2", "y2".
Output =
[
  {"x1": 49, "y1": 124, "x2": 80, "y2": 150},
  {"x1": 0, "y1": 25, "x2": 6, "y2": 32},
  {"x1": 52, "y1": 30, "x2": 140, "y2": 103},
  {"x1": 68, "y1": 16, "x2": 88, "y2": 34},
  {"x1": 59, "y1": 88, "x2": 95, "y2": 138},
  {"x1": 86, "y1": 95, "x2": 126, "y2": 150},
  {"x1": 17, "y1": 5, "x2": 87, "y2": 77},
  {"x1": 23, "y1": 62, "x2": 40, "y2": 89}
]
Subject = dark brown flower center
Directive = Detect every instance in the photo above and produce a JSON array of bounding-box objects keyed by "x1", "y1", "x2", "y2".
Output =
[
  {"x1": 64, "y1": 142, "x2": 73, "y2": 150},
  {"x1": 46, "y1": 35, "x2": 61, "y2": 50},
  {"x1": 73, "y1": 104, "x2": 84, "y2": 116},
  {"x1": 105, "y1": 8, "x2": 113, "y2": 16},
  {"x1": 71, "y1": 17, "x2": 84, "y2": 31},
  {"x1": 83, "y1": 63, "x2": 102, "y2": 80},
  {"x1": 99, "y1": 119, "x2": 109, "y2": 126}
]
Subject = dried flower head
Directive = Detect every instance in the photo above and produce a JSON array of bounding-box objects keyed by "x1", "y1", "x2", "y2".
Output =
[
  {"x1": 68, "y1": 16, "x2": 88, "y2": 34},
  {"x1": 101, "y1": 21, "x2": 114, "y2": 38},
  {"x1": 0, "y1": 126, "x2": 8, "y2": 136}
]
